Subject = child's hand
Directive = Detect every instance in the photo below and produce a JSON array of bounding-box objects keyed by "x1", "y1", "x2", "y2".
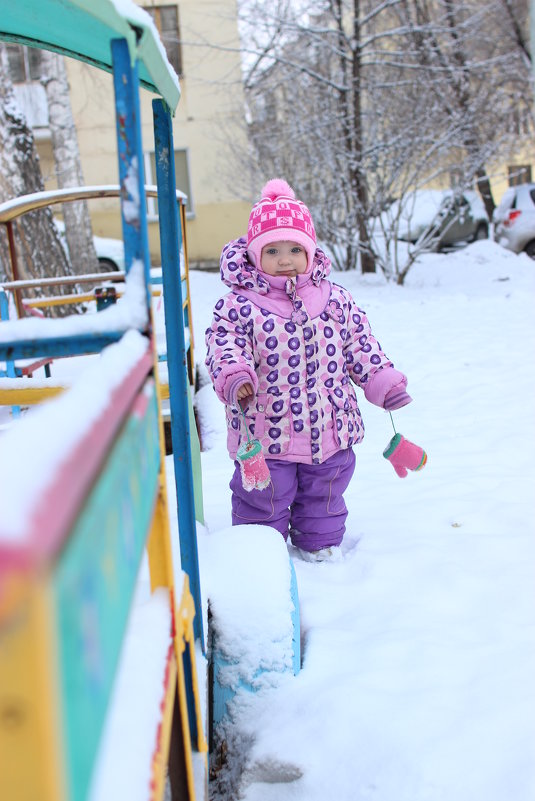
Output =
[
  {"x1": 383, "y1": 433, "x2": 427, "y2": 478},
  {"x1": 236, "y1": 382, "x2": 254, "y2": 403},
  {"x1": 383, "y1": 381, "x2": 412, "y2": 410}
]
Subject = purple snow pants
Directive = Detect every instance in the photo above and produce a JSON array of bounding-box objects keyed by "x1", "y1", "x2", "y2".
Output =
[{"x1": 230, "y1": 448, "x2": 356, "y2": 551}]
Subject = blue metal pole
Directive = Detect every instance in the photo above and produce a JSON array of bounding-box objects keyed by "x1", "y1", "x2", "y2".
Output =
[
  {"x1": 152, "y1": 98, "x2": 204, "y2": 646},
  {"x1": 0, "y1": 289, "x2": 20, "y2": 418},
  {"x1": 111, "y1": 38, "x2": 152, "y2": 310}
]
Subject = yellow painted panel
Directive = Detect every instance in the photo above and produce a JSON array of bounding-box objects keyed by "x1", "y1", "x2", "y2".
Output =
[
  {"x1": 0, "y1": 386, "x2": 66, "y2": 405},
  {"x1": 0, "y1": 583, "x2": 66, "y2": 801}
]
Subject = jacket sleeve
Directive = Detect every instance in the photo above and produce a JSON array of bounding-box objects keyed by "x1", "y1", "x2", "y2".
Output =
[
  {"x1": 205, "y1": 293, "x2": 258, "y2": 405},
  {"x1": 343, "y1": 297, "x2": 411, "y2": 409},
  {"x1": 365, "y1": 368, "x2": 412, "y2": 409}
]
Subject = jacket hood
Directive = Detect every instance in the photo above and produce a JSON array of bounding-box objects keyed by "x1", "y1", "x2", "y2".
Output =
[{"x1": 220, "y1": 236, "x2": 331, "y2": 294}]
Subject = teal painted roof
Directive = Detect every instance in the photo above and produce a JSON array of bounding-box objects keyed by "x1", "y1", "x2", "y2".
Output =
[{"x1": 0, "y1": 0, "x2": 180, "y2": 111}]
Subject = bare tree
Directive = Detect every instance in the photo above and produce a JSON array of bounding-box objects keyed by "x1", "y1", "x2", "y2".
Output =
[
  {"x1": 239, "y1": 0, "x2": 532, "y2": 282},
  {"x1": 395, "y1": 0, "x2": 533, "y2": 220},
  {"x1": 40, "y1": 50, "x2": 99, "y2": 275},
  {"x1": 0, "y1": 43, "x2": 72, "y2": 304},
  {"x1": 243, "y1": 1, "x2": 448, "y2": 274}
]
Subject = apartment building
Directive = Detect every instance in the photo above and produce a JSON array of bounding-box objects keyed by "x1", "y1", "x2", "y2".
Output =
[{"x1": 8, "y1": 0, "x2": 251, "y2": 267}]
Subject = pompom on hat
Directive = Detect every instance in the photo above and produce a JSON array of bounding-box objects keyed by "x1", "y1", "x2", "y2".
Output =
[{"x1": 247, "y1": 179, "x2": 317, "y2": 272}]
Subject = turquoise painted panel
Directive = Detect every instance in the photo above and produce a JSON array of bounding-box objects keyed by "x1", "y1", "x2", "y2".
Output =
[
  {"x1": 0, "y1": 0, "x2": 180, "y2": 109},
  {"x1": 187, "y1": 386, "x2": 205, "y2": 526},
  {"x1": 289, "y1": 560, "x2": 301, "y2": 676},
  {"x1": 52, "y1": 385, "x2": 161, "y2": 801}
]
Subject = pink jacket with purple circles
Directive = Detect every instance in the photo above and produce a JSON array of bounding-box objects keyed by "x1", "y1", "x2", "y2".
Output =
[{"x1": 205, "y1": 238, "x2": 410, "y2": 465}]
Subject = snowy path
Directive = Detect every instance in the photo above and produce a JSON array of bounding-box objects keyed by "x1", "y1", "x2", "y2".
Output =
[{"x1": 191, "y1": 242, "x2": 535, "y2": 801}]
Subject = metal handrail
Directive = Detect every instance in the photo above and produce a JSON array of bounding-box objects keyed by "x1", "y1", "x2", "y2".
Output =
[{"x1": 0, "y1": 184, "x2": 186, "y2": 223}]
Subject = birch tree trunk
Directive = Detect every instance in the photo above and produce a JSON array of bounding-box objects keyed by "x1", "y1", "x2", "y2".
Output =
[
  {"x1": 40, "y1": 50, "x2": 99, "y2": 275},
  {"x1": 0, "y1": 43, "x2": 72, "y2": 301}
]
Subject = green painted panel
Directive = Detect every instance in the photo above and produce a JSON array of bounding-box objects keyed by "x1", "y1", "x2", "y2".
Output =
[
  {"x1": 188, "y1": 387, "x2": 204, "y2": 525},
  {"x1": 52, "y1": 385, "x2": 161, "y2": 801}
]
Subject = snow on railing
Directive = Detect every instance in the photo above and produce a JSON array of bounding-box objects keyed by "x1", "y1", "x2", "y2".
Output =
[
  {"x1": 0, "y1": 260, "x2": 147, "y2": 343},
  {"x1": 0, "y1": 328, "x2": 149, "y2": 543}
]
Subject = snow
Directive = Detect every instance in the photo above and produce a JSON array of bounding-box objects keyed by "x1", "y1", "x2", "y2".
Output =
[
  {"x1": 123, "y1": 157, "x2": 141, "y2": 225},
  {"x1": 88, "y1": 578, "x2": 173, "y2": 801},
  {"x1": 1, "y1": 238, "x2": 534, "y2": 800},
  {"x1": 0, "y1": 328, "x2": 148, "y2": 541},
  {"x1": 189, "y1": 239, "x2": 535, "y2": 800},
  {"x1": 200, "y1": 525, "x2": 295, "y2": 689}
]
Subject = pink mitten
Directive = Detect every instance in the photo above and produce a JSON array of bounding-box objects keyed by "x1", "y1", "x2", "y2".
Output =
[
  {"x1": 237, "y1": 439, "x2": 271, "y2": 491},
  {"x1": 383, "y1": 433, "x2": 427, "y2": 478}
]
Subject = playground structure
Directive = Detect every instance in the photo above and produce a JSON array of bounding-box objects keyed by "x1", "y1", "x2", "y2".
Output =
[
  {"x1": 0, "y1": 331, "x2": 206, "y2": 801},
  {"x1": 0, "y1": 2, "x2": 206, "y2": 799},
  {"x1": 0, "y1": 185, "x2": 198, "y2": 436},
  {"x1": 0, "y1": 2, "x2": 301, "y2": 799}
]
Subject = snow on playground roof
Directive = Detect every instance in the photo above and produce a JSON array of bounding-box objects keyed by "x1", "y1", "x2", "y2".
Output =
[{"x1": 0, "y1": 0, "x2": 180, "y2": 112}]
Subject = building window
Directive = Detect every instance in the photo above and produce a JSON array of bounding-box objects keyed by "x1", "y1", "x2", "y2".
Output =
[
  {"x1": 143, "y1": 5, "x2": 182, "y2": 76},
  {"x1": 145, "y1": 149, "x2": 193, "y2": 218},
  {"x1": 508, "y1": 165, "x2": 532, "y2": 187},
  {"x1": 512, "y1": 108, "x2": 531, "y2": 137},
  {"x1": 6, "y1": 44, "x2": 42, "y2": 83}
]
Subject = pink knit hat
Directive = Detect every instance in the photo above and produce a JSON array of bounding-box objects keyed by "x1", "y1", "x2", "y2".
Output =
[{"x1": 247, "y1": 179, "x2": 317, "y2": 271}]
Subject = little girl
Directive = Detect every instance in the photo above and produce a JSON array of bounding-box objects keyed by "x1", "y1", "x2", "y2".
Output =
[{"x1": 206, "y1": 179, "x2": 421, "y2": 561}]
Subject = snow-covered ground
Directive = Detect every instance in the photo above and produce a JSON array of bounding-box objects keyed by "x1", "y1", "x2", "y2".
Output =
[
  {"x1": 191, "y1": 240, "x2": 535, "y2": 801},
  {"x1": 1, "y1": 239, "x2": 534, "y2": 800}
]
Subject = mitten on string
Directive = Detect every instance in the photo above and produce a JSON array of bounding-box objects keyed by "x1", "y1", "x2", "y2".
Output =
[
  {"x1": 237, "y1": 401, "x2": 271, "y2": 491},
  {"x1": 383, "y1": 433, "x2": 427, "y2": 478},
  {"x1": 237, "y1": 439, "x2": 271, "y2": 491}
]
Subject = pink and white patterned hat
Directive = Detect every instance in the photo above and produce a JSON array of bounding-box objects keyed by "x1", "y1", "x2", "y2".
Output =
[{"x1": 247, "y1": 179, "x2": 317, "y2": 271}]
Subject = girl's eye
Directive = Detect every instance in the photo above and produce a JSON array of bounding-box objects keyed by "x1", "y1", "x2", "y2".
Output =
[
  {"x1": 291, "y1": 247, "x2": 302, "y2": 253},
  {"x1": 266, "y1": 248, "x2": 277, "y2": 255}
]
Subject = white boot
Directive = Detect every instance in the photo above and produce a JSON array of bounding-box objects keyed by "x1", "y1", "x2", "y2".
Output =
[{"x1": 294, "y1": 546, "x2": 342, "y2": 563}]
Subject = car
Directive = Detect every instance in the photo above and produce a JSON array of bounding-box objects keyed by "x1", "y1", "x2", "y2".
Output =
[
  {"x1": 391, "y1": 189, "x2": 489, "y2": 250},
  {"x1": 493, "y1": 183, "x2": 535, "y2": 259},
  {"x1": 54, "y1": 218, "x2": 125, "y2": 272},
  {"x1": 92, "y1": 233, "x2": 125, "y2": 272}
]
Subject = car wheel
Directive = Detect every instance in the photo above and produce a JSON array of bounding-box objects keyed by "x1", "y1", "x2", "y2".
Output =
[
  {"x1": 524, "y1": 240, "x2": 535, "y2": 260},
  {"x1": 473, "y1": 224, "x2": 488, "y2": 241},
  {"x1": 98, "y1": 257, "x2": 119, "y2": 272}
]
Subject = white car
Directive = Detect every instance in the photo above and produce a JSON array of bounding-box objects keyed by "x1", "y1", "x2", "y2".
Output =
[
  {"x1": 54, "y1": 218, "x2": 125, "y2": 272},
  {"x1": 92, "y1": 234, "x2": 125, "y2": 272},
  {"x1": 493, "y1": 183, "x2": 535, "y2": 259}
]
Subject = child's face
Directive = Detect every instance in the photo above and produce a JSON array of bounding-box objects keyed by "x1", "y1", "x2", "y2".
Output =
[{"x1": 260, "y1": 241, "x2": 308, "y2": 277}]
